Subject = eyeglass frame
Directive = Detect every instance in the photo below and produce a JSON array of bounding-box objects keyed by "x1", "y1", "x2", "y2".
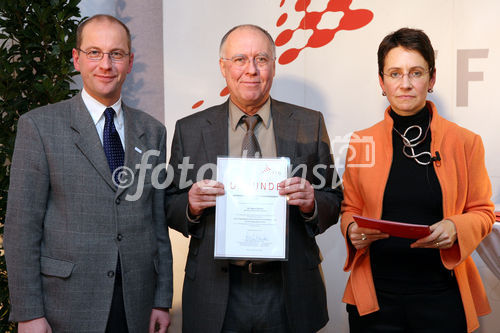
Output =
[
  {"x1": 76, "y1": 48, "x2": 130, "y2": 62},
  {"x1": 220, "y1": 54, "x2": 276, "y2": 68},
  {"x1": 382, "y1": 68, "x2": 433, "y2": 81}
]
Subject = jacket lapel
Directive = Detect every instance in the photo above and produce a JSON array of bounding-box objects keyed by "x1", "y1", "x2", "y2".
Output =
[
  {"x1": 272, "y1": 99, "x2": 297, "y2": 160},
  {"x1": 116, "y1": 104, "x2": 147, "y2": 198},
  {"x1": 201, "y1": 102, "x2": 229, "y2": 164},
  {"x1": 70, "y1": 94, "x2": 116, "y2": 190}
]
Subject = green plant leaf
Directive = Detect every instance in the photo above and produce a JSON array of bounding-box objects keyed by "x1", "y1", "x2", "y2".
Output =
[{"x1": 0, "y1": 1, "x2": 82, "y2": 331}]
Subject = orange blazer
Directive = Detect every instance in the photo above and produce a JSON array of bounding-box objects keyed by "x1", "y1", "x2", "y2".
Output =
[{"x1": 341, "y1": 101, "x2": 495, "y2": 333}]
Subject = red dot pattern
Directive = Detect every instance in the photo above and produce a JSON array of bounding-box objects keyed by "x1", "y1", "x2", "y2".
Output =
[
  {"x1": 276, "y1": 0, "x2": 374, "y2": 65},
  {"x1": 191, "y1": 0, "x2": 374, "y2": 109}
]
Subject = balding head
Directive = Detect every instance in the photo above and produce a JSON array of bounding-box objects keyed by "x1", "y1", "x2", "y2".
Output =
[
  {"x1": 219, "y1": 24, "x2": 276, "y2": 58},
  {"x1": 77, "y1": 14, "x2": 131, "y2": 52}
]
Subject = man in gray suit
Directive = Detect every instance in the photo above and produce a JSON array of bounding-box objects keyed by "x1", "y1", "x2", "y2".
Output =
[
  {"x1": 4, "y1": 15, "x2": 172, "y2": 333},
  {"x1": 166, "y1": 25, "x2": 343, "y2": 332}
]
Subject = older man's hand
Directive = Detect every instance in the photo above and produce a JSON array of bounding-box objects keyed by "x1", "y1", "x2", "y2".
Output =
[
  {"x1": 279, "y1": 177, "x2": 315, "y2": 214},
  {"x1": 188, "y1": 179, "x2": 225, "y2": 217}
]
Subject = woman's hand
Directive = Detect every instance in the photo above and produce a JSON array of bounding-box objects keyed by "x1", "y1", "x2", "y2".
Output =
[
  {"x1": 411, "y1": 219, "x2": 457, "y2": 249},
  {"x1": 347, "y1": 222, "x2": 390, "y2": 250}
]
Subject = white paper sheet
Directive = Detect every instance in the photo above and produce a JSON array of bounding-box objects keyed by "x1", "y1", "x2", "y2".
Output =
[{"x1": 214, "y1": 157, "x2": 289, "y2": 260}]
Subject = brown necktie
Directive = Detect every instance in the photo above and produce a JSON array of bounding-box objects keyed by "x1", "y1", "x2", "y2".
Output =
[{"x1": 241, "y1": 115, "x2": 261, "y2": 158}]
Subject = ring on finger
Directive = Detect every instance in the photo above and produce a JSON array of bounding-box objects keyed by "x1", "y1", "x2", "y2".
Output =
[
  {"x1": 435, "y1": 241, "x2": 440, "y2": 248},
  {"x1": 361, "y1": 233, "x2": 367, "y2": 241}
]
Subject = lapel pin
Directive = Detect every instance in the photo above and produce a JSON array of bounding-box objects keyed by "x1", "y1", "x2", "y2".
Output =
[{"x1": 134, "y1": 147, "x2": 143, "y2": 154}]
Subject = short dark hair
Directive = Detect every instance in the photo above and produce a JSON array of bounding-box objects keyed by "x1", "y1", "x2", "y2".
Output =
[
  {"x1": 377, "y1": 28, "x2": 435, "y2": 78},
  {"x1": 219, "y1": 24, "x2": 276, "y2": 58},
  {"x1": 76, "y1": 14, "x2": 131, "y2": 52}
]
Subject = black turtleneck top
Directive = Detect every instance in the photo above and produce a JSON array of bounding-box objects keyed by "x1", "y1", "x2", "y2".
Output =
[{"x1": 370, "y1": 106, "x2": 454, "y2": 294}]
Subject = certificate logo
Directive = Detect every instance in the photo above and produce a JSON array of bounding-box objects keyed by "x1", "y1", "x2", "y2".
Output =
[{"x1": 261, "y1": 164, "x2": 283, "y2": 177}]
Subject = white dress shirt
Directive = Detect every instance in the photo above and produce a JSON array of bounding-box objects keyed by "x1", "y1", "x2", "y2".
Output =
[{"x1": 81, "y1": 88, "x2": 125, "y2": 148}]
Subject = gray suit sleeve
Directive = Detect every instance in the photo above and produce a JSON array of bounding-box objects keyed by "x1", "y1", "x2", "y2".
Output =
[
  {"x1": 4, "y1": 115, "x2": 49, "y2": 321},
  {"x1": 153, "y1": 127, "x2": 173, "y2": 308},
  {"x1": 165, "y1": 121, "x2": 197, "y2": 238}
]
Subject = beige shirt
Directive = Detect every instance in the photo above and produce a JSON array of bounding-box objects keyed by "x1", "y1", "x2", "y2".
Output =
[{"x1": 228, "y1": 98, "x2": 276, "y2": 157}]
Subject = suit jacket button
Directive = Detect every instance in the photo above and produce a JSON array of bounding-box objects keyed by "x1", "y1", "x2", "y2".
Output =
[
  {"x1": 115, "y1": 198, "x2": 121, "y2": 205},
  {"x1": 107, "y1": 271, "x2": 115, "y2": 278},
  {"x1": 221, "y1": 267, "x2": 228, "y2": 273},
  {"x1": 117, "y1": 234, "x2": 123, "y2": 241}
]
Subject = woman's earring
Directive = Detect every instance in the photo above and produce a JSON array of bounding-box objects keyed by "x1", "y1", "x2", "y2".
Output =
[
  {"x1": 428, "y1": 88, "x2": 433, "y2": 93},
  {"x1": 382, "y1": 91, "x2": 386, "y2": 96}
]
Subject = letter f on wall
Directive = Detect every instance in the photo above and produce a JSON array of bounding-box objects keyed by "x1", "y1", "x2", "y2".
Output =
[{"x1": 457, "y1": 49, "x2": 488, "y2": 107}]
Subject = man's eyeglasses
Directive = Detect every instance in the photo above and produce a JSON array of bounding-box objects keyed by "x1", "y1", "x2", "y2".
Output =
[
  {"x1": 77, "y1": 48, "x2": 130, "y2": 62},
  {"x1": 383, "y1": 69, "x2": 431, "y2": 82},
  {"x1": 221, "y1": 54, "x2": 275, "y2": 68}
]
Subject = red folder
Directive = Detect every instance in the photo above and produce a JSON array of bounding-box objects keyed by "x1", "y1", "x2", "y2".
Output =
[{"x1": 353, "y1": 215, "x2": 431, "y2": 239}]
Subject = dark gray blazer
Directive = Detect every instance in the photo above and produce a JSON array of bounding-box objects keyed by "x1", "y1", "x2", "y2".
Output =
[
  {"x1": 4, "y1": 94, "x2": 172, "y2": 332},
  {"x1": 166, "y1": 99, "x2": 343, "y2": 333}
]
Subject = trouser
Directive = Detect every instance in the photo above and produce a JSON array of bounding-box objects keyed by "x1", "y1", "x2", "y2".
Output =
[
  {"x1": 221, "y1": 262, "x2": 290, "y2": 333},
  {"x1": 105, "y1": 257, "x2": 129, "y2": 333},
  {"x1": 347, "y1": 282, "x2": 467, "y2": 333}
]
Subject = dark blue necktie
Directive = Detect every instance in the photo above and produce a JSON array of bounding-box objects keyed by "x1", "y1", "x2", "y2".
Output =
[{"x1": 103, "y1": 107, "x2": 124, "y2": 185}]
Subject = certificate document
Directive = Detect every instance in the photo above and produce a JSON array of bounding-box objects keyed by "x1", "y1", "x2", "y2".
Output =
[{"x1": 215, "y1": 157, "x2": 289, "y2": 260}]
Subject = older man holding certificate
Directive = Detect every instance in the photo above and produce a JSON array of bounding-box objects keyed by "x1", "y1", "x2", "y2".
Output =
[
  {"x1": 166, "y1": 24, "x2": 343, "y2": 333},
  {"x1": 214, "y1": 157, "x2": 290, "y2": 260}
]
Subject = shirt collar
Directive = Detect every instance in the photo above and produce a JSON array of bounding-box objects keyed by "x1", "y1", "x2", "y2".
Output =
[
  {"x1": 229, "y1": 98, "x2": 271, "y2": 131},
  {"x1": 81, "y1": 88, "x2": 123, "y2": 126}
]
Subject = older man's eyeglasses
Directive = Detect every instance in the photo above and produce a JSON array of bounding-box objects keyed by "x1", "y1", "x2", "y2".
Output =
[
  {"x1": 383, "y1": 69, "x2": 430, "y2": 82},
  {"x1": 221, "y1": 54, "x2": 274, "y2": 68},
  {"x1": 77, "y1": 48, "x2": 130, "y2": 62}
]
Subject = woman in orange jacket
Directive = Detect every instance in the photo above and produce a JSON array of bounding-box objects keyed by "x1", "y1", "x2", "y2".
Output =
[{"x1": 341, "y1": 28, "x2": 495, "y2": 333}]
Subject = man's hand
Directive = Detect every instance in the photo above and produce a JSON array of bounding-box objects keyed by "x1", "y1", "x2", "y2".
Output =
[
  {"x1": 188, "y1": 179, "x2": 225, "y2": 217},
  {"x1": 149, "y1": 308, "x2": 171, "y2": 333},
  {"x1": 279, "y1": 177, "x2": 315, "y2": 214},
  {"x1": 18, "y1": 317, "x2": 52, "y2": 333}
]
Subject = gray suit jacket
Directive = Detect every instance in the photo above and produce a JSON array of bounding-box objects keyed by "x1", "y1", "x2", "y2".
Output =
[
  {"x1": 4, "y1": 94, "x2": 172, "y2": 332},
  {"x1": 166, "y1": 99, "x2": 343, "y2": 333}
]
